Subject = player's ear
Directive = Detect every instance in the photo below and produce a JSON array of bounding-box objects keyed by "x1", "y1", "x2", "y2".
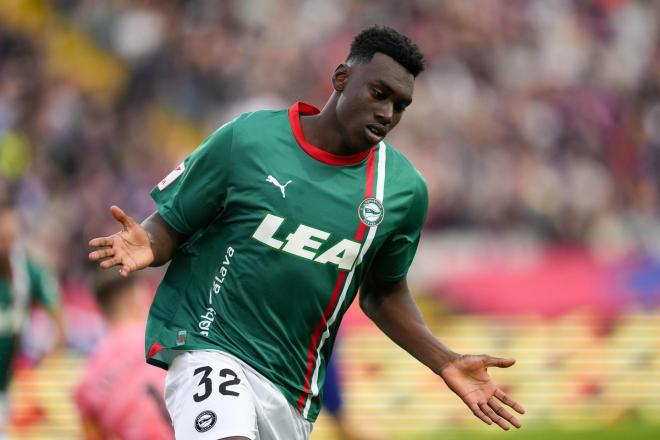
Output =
[{"x1": 332, "y1": 64, "x2": 350, "y2": 92}]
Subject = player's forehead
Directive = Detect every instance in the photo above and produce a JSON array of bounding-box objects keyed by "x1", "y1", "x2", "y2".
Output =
[{"x1": 352, "y1": 52, "x2": 414, "y2": 98}]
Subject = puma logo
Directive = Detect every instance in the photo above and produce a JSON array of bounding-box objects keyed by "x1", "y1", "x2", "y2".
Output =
[{"x1": 266, "y1": 175, "x2": 293, "y2": 199}]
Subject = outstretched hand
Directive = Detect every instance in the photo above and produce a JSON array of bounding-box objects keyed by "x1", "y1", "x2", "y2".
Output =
[
  {"x1": 88, "y1": 205, "x2": 154, "y2": 277},
  {"x1": 440, "y1": 354, "x2": 525, "y2": 430}
]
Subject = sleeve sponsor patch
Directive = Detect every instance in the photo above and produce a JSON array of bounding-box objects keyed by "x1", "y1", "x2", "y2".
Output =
[{"x1": 157, "y1": 162, "x2": 185, "y2": 191}]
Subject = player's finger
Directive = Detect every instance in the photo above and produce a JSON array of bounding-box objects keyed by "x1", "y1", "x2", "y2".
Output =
[
  {"x1": 118, "y1": 257, "x2": 139, "y2": 277},
  {"x1": 484, "y1": 356, "x2": 515, "y2": 369},
  {"x1": 99, "y1": 256, "x2": 122, "y2": 269},
  {"x1": 88, "y1": 248, "x2": 115, "y2": 262},
  {"x1": 89, "y1": 237, "x2": 114, "y2": 248},
  {"x1": 110, "y1": 205, "x2": 135, "y2": 229},
  {"x1": 488, "y1": 398, "x2": 521, "y2": 429},
  {"x1": 118, "y1": 265, "x2": 133, "y2": 277},
  {"x1": 478, "y1": 401, "x2": 509, "y2": 430},
  {"x1": 495, "y1": 389, "x2": 526, "y2": 414},
  {"x1": 467, "y1": 402, "x2": 493, "y2": 426}
]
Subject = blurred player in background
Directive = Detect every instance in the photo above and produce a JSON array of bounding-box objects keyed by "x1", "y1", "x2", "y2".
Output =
[
  {"x1": 74, "y1": 270, "x2": 173, "y2": 440},
  {"x1": 89, "y1": 25, "x2": 525, "y2": 439},
  {"x1": 322, "y1": 353, "x2": 379, "y2": 440},
  {"x1": 0, "y1": 199, "x2": 63, "y2": 440}
]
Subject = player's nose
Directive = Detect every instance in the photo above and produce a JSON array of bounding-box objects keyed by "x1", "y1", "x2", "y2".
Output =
[{"x1": 374, "y1": 101, "x2": 393, "y2": 126}]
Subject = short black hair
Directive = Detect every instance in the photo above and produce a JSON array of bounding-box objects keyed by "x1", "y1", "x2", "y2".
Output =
[{"x1": 347, "y1": 25, "x2": 425, "y2": 77}]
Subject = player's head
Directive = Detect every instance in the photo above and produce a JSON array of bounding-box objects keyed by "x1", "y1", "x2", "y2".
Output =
[
  {"x1": 0, "y1": 199, "x2": 19, "y2": 257},
  {"x1": 331, "y1": 25, "x2": 425, "y2": 153},
  {"x1": 93, "y1": 270, "x2": 147, "y2": 322},
  {"x1": 346, "y1": 25, "x2": 425, "y2": 78}
]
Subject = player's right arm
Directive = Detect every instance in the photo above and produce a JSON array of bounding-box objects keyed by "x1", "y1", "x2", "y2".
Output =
[{"x1": 88, "y1": 205, "x2": 185, "y2": 277}]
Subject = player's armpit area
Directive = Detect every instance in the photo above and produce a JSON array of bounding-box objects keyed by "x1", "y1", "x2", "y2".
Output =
[{"x1": 358, "y1": 271, "x2": 409, "y2": 316}]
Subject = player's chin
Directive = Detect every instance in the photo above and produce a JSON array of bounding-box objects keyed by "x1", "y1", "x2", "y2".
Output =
[{"x1": 348, "y1": 131, "x2": 379, "y2": 153}]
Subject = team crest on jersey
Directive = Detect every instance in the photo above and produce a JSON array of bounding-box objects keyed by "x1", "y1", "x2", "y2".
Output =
[
  {"x1": 194, "y1": 410, "x2": 217, "y2": 433},
  {"x1": 358, "y1": 197, "x2": 385, "y2": 227}
]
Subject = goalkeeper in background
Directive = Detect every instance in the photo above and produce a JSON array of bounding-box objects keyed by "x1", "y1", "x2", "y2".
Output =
[{"x1": 74, "y1": 270, "x2": 173, "y2": 440}]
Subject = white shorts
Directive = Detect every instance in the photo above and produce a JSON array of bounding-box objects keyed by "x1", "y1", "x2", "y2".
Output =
[{"x1": 165, "y1": 350, "x2": 312, "y2": 440}]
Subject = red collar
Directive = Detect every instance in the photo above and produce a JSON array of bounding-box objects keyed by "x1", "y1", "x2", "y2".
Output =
[{"x1": 288, "y1": 102, "x2": 372, "y2": 166}]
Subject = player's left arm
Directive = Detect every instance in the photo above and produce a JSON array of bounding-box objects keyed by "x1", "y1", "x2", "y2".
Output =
[{"x1": 360, "y1": 272, "x2": 526, "y2": 430}]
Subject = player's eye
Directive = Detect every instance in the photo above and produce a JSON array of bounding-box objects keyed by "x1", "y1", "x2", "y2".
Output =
[
  {"x1": 394, "y1": 103, "x2": 407, "y2": 113},
  {"x1": 371, "y1": 88, "x2": 385, "y2": 100}
]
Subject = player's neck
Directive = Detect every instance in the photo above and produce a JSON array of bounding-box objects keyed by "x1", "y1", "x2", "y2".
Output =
[
  {"x1": 299, "y1": 114, "x2": 343, "y2": 156},
  {"x1": 299, "y1": 99, "x2": 353, "y2": 157}
]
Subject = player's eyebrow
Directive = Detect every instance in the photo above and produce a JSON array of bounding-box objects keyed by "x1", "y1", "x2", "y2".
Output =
[{"x1": 371, "y1": 80, "x2": 412, "y2": 106}]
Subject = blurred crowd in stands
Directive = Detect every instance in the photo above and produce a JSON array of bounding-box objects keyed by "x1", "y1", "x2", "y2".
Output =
[{"x1": 0, "y1": 0, "x2": 659, "y2": 285}]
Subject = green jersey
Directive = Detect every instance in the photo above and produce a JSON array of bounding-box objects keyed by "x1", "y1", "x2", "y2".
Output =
[
  {"x1": 147, "y1": 102, "x2": 428, "y2": 421},
  {"x1": 0, "y1": 248, "x2": 60, "y2": 392}
]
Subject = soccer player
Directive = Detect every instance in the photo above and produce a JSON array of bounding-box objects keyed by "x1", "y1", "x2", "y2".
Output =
[
  {"x1": 0, "y1": 200, "x2": 63, "y2": 440},
  {"x1": 74, "y1": 271, "x2": 173, "y2": 440},
  {"x1": 89, "y1": 25, "x2": 525, "y2": 439}
]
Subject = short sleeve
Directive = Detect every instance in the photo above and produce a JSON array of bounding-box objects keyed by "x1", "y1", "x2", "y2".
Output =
[
  {"x1": 150, "y1": 119, "x2": 237, "y2": 235},
  {"x1": 369, "y1": 174, "x2": 428, "y2": 282},
  {"x1": 27, "y1": 258, "x2": 60, "y2": 310}
]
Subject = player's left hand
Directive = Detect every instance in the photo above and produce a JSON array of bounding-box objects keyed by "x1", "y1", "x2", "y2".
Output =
[{"x1": 439, "y1": 354, "x2": 525, "y2": 430}]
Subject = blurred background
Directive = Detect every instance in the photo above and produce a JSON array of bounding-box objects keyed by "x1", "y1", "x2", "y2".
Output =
[{"x1": 1, "y1": 0, "x2": 659, "y2": 438}]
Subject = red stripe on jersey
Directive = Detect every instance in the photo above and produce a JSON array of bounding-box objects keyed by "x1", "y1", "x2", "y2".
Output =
[
  {"x1": 296, "y1": 270, "x2": 347, "y2": 412},
  {"x1": 147, "y1": 341, "x2": 165, "y2": 358},
  {"x1": 289, "y1": 102, "x2": 372, "y2": 166},
  {"x1": 296, "y1": 148, "x2": 377, "y2": 414}
]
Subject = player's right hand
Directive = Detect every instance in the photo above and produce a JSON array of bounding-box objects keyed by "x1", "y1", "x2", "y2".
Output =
[{"x1": 88, "y1": 205, "x2": 155, "y2": 277}]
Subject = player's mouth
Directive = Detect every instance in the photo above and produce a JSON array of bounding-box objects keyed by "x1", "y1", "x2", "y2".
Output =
[{"x1": 365, "y1": 124, "x2": 387, "y2": 144}]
